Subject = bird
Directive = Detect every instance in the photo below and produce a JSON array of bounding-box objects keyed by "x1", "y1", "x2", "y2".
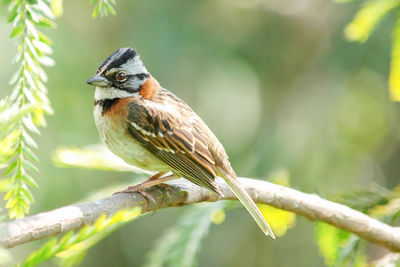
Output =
[{"x1": 86, "y1": 47, "x2": 274, "y2": 238}]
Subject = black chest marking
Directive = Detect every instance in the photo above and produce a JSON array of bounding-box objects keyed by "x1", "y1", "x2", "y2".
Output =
[{"x1": 94, "y1": 98, "x2": 120, "y2": 115}]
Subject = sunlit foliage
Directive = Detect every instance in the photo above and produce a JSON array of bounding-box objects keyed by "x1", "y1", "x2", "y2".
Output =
[
  {"x1": 18, "y1": 208, "x2": 141, "y2": 267},
  {"x1": 1, "y1": 0, "x2": 56, "y2": 219},
  {"x1": 341, "y1": 0, "x2": 400, "y2": 101}
]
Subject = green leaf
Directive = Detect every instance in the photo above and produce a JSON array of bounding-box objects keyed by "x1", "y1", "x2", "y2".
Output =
[
  {"x1": 22, "y1": 130, "x2": 38, "y2": 148},
  {"x1": 0, "y1": 105, "x2": 33, "y2": 133},
  {"x1": 91, "y1": 0, "x2": 116, "y2": 18},
  {"x1": 23, "y1": 116, "x2": 40, "y2": 134},
  {"x1": 257, "y1": 170, "x2": 296, "y2": 237},
  {"x1": 36, "y1": 0, "x2": 55, "y2": 19},
  {"x1": 19, "y1": 208, "x2": 141, "y2": 267},
  {"x1": 22, "y1": 146, "x2": 39, "y2": 162},
  {"x1": 25, "y1": 19, "x2": 39, "y2": 39},
  {"x1": 24, "y1": 52, "x2": 38, "y2": 74},
  {"x1": 10, "y1": 24, "x2": 23, "y2": 38},
  {"x1": 38, "y1": 32, "x2": 53, "y2": 46},
  {"x1": 19, "y1": 187, "x2": 34, "y2": 203},
  {"x1": 8, "y1": 5, "x2": 19, "y2": 23},
  {"x1": 22, "y1": 173, "x2": 39, "y2": 188},
  {"x1": 24, "y1": 160, "x2": 39, "y2": 172},
  {"x1": 51, "y1": 0, "x2": 63, "y2": 18},
  {"x1": 3, "y1": 161, "x2": 17, "y2": 177},
  {"x1": 8, "y1": 67, "x2": 22, "y2": 85},
  {"x1": 104, "y1": 1, "x2": 116, "y2": 15},
  {"x1": 24, "y1": 70, "x2": 37, "y2": 91},
  {"x1": 344, "y1": 0, "x2": 400, "y2": 43},
  {"x1": 23, "y1": 87, "x2": 37, "y2": 105},
  {"x1": 38, "y1": 56, "x2": 55, "y2": 66},
  {"x1": 315, "y1": 222, "x2": 351, "y2": 266},
  {"x1": 37, "y1": 17, "x2": 56, "y2": 28},
  {"x1": 26, "y1": 6, "x2": 39, "y2": 23},
  {"x1": 8, "y1": 206, "x2": 25, "y2": 219},
  {"x1": 4, "y1": 187, "x2": 15, "y2": 201},
  {"x1": 25, "y1": 37, "x2": 39, "y2": 58},
  {"x1": 390, "y1": 18, "x2": 400, "y2": 101},
  {"x1": 335, "y1": 236, "x2": 367, "y2": 266},
  {"x1": 258, "y1": 204, "x2": 296, "y2": 237},
  {"x1": 92, "y1": 3, "x2": 101, "y2": 18}
]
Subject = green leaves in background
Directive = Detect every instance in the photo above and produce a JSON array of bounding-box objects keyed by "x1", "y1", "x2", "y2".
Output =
[
  {"x1": 316, "y1": 184, "x2": 400, "y2": 266},
  {"x1": 368, "y1": 187, "x2": 400, "y2": 222},
  {"x1": 51, "y1": 0, "x2": 63, "y2": 18},
  {"x1": 315, "y1": 223, "x2": 367, "y2": 267},
  {"x1": 1, "y1": 0, "x2": 58, "y2": 218},
  {"x1": 1, "y1": 0, "x2": 117, "y2": 219},
  {"x1": 91, "y1": 0, "x2": 116, "y2": 18},
  {"x1": 52, "y1": 145, "x2": 151, "y2": 174},
  {"x1": 144, "y1": 202, "x2": 226, "y2": 267},
  {"x1": 344, "y1": 0, "x2": 399, "y2": 42},
  {"x1": 342, "y1": 0, "x2": 400, "y2": 101},
  {"x1": 389, "y1": 18, "x2": 400, "y2": 101},
  {"x1": 258, "y1": 170, "x2": 296, "y2": 237},
  {"x1": 328, "y1": 184, "x2": 392, "y2": 213},
  {"x1": 0, "y1": 99, "x2": 33, "y2": 138},
  {"x1": 18, "y1": 208, "x2": 141, "y2": 267},
  {"x1": 320, "y1": 1, "x2": 400, "y2": 261},
  {"x1": 257, "y1": 204, "x2": 296, "y2": 238}
]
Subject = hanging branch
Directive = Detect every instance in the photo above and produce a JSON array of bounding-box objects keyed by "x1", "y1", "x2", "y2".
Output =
[
  {"x1": 1, "y1": 0, "x2": 56, "y2": 219},
  {"x1": 0, "y1": 177, "x2": 399, "y2": 251}
]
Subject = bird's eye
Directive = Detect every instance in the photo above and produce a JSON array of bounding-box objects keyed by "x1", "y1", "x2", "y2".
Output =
[{"x1": 116, "y1": 71, "x2": 127, "y2": 81}]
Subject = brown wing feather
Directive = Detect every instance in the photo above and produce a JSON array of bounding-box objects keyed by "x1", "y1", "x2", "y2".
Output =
[{"x1": 127, "y1": 99, "x2": 221, "y2": 194}]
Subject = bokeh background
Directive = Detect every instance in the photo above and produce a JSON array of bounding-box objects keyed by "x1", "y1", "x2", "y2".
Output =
[{"x1": 1, "y1": 0, "x2": 399, "y2": 266}]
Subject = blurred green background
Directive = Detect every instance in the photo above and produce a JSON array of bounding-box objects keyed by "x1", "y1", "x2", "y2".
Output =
[{"x1": 1, "y1": 0, "x2": 399, "y2": 266}]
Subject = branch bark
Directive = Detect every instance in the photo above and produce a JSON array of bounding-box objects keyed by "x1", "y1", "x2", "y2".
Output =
[{"x1": 1, "y1": 177, "x2": 400, "y2": 251}]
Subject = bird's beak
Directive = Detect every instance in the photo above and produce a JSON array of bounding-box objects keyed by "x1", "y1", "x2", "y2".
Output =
[{"x1": 86, "y1": 75, "x2": 110, "y2": 87}]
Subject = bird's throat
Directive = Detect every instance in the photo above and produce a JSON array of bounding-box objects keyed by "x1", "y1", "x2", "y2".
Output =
[{"x1": 94, "y1": 98, "x2": 120, "y2": 115}]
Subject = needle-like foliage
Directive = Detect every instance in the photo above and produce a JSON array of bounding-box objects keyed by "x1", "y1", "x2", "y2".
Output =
[
  {"x1": 18, "y1": 208, "x2": 141, "y2": 267},
  {"x1": 91, "y1": 0, "x2": 116, "y2": 18},
  {"x1": 340, "y1": 0, "x2": 400, "y2": 101},
  {"x1": 1, "y1": 0, "x2": 56, "y2": 219}
]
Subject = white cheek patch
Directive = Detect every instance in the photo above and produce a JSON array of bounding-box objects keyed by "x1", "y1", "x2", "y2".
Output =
[{"x1": 95, "y1": 87, "x2": 141, "y2": 100}]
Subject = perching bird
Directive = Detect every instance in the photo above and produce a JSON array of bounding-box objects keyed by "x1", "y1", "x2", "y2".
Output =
[{"x1": 86, "y1": 47, "x2": 274, "y2": 238}]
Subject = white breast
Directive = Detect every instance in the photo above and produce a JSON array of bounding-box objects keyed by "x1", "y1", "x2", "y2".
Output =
[{"x1": 93, "y1": 103, "x2": 169, "y2": 172}]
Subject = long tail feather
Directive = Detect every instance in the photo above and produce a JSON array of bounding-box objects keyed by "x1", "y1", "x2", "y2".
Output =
[{"x1": 220, "y1": 170, "x2": 275, "y2": 238}]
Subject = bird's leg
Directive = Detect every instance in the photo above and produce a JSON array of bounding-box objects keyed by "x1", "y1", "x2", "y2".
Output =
[{"x1": 113, "y1": 172, "x2": 178, "y2": 201}]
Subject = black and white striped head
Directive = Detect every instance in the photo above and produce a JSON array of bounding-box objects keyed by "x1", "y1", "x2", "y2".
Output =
[{"x1": 87, "y1": 48, "x2": 149, "y2": 100}]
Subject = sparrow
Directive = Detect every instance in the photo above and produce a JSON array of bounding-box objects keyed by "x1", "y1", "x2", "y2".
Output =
[{"x1": 86, "y1": 47, "x2": 274, "y2": 238}]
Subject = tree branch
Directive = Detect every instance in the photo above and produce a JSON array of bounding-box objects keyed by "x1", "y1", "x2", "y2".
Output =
[{"x1": 1, "y1": 178, "x2": 399, "y2": 251}]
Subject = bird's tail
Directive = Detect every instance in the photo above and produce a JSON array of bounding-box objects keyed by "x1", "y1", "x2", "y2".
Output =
[{"x1": 219, "y1": 169, "x2": 275, "y2": 238}]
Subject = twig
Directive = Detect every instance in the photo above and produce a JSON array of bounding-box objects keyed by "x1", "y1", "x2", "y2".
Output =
[{"x1": 1, "y1": 178, "x2": 399, "y2": 251}]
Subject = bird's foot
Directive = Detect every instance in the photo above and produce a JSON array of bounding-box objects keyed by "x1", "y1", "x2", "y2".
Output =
[
  {"x1": 113, "y1": 172, "x2": 178, "y2": 209},
  {"x1": 113, "y1": 184, "x2": 157, "y2": 207}
]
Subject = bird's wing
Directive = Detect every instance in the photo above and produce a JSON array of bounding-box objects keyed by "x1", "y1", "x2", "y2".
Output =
[{"x1": 127, "y1": 99, "x2": 221, "y2": 194}]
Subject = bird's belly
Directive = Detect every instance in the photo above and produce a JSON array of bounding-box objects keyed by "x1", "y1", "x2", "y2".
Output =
[{"x1": 94, "y1": 106, "x2": 168, "y2": 172}]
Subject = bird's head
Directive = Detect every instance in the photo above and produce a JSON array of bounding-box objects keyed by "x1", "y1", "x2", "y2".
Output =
[{"x1": 87, "y1": 47, "x2": 151, "y2": 100}]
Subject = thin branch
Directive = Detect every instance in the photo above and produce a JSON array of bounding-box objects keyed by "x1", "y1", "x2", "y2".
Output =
[{"x1": 1, "y1": 178, "x2": 399, "y2": 251}]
